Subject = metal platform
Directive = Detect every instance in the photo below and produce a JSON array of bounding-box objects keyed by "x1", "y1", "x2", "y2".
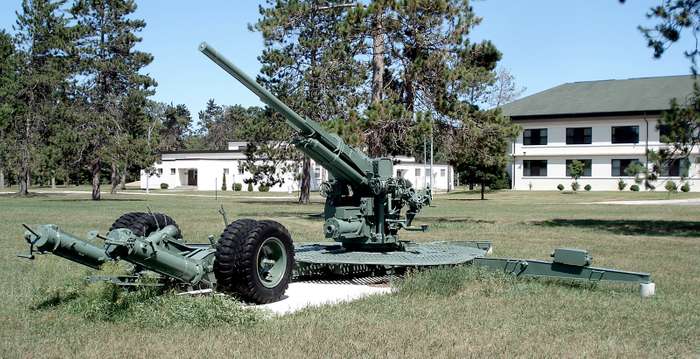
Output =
[{"x1": 295, "y1": 241, "x2": 491, "y2": 267}]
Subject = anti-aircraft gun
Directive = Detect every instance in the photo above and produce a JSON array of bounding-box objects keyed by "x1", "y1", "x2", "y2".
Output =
[
  {"x1": 18, "y1": 43, "x2": 656, "y2": 304},
  {"x1": 199, "y1": 42, "x2": 431, "y2": 251}
]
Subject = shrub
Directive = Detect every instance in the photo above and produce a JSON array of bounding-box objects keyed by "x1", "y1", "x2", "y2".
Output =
[
  {"x1": 617, "y1": 178, "x2": 627, "y2": 191},
  {"x1": 665, "y1": 180, "x2": 678, "y2": 195},
  {"x1": 233, "y1": 183, "x2": 242, "y2": 192},
  {"x1": 258, "y1": 185, "x2": 270, "y2": 192},
  {"x1": 246, "y1": 182, "x2": 253, "y2": 192},
  {"x1": 630, "y1": 184, "x2": 640, "y2": 192},
  {"x1": 557, "y1": 184, "x2": 564, "y2": 191},
  {"x1": 681, "y1": 182, "x2": 690, "y2": 192},
  {"x1": 221, "y1": 171, "x2": 227, "y2": 191},
  {"x1": 571, "y1": 181, "x2": 580, "y2": 192},
  {"x1": 160, "y1": 183, "x2": 168, "y2": 190},
  {"x1": 584, "y1": 184, "x2": 591, "y2": 191}
]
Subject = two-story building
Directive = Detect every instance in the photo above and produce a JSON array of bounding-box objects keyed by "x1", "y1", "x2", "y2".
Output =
[{"x1": 501, "y1": 75, "x2": 699, "y2": 191}]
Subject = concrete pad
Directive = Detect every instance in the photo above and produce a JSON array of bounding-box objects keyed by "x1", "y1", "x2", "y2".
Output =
[{"x1": 256, "y1": 282, "x2": 393, "y2": 315}]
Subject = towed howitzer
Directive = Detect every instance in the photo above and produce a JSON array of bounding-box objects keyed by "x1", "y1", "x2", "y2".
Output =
[{"x1": 200, "y1": 42, "x2": 431, "y2": 251}]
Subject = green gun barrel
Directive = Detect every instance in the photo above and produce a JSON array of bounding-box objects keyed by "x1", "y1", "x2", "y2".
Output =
[
  {"x1": 199, "y1": 42, "x2": 372, "y2": 188},
  {"x1": 25, "y1": 224, "x2": 108, "y2": 269}
]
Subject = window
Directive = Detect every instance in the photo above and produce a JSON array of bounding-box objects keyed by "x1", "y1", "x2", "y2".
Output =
[
  {"x1": 523, "y1": 160, "x2": 547, "y2": 176},
  {"x1": 440, "y1": 169, "x2": 446, "y2": 177},
  {"x1": 396, "y1": 169, "x2": 405, "y2": 178},
  {"x1": 170, "y1": 168, "x2": 176, "y2": 175},
  {"x1": 566, "y1": 127, "x2": 592, "y2": 144},
  {"x1": 662, "y1": 158, "x2": 690, "y2": 177},
  {"x1": 611, "y1": 126, "x2": 639, "y2": 144},
  {"x1": 415, "y1": 168, "x2": 421, "y2": 176},
  {"x1": 611, "y1": 159, "x2": 641, "y2": 177},
  {"x1": 523, "y1": 128, "x2": 548, "y2": 145},
  {"x1": 157, "y1": 168, "x2": 163, "y2": 176},
  {"x1": 566, "y1": 159, "x2": 592, "y2": 177},
  {"x1": 659, "y1": 124, "x2": 671, "y2": 140},
  {"x1": 224, "y1": 168, "x2": 229, "y2": 175},
  {"x1": 314, "y1": 167, "x2": 321, "y2": 179}
]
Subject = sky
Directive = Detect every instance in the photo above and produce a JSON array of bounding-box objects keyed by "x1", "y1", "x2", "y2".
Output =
[{"x1": 1, "y1": 0, "x2": 696, "y2": 118}]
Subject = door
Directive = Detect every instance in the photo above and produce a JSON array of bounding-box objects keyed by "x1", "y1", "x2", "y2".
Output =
[{"x1": 187, "y1": 169, "x2": 198, "y2": 186}]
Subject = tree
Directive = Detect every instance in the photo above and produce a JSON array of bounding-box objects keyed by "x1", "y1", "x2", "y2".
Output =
[
  {"x1": 71, "y1": 0, "x2": 156, "y2": 199},
  {"x1": 12, "y1": 0, "x2": 77, "y2": 196},
  {"x1": 0, "y1": 30, "x2": 19, "y2": 190},
  {"x1": 158, "y1": 104, "x2": 191, "y2": 152},
  {"x1": 253, "y1": 0, "x2": 365, "y2": 204},
  {"x1": 624, "y1": 0, "x2": 700, "y2": 175},
  {"x1": 485, "y1": 68, "x2": 526, "y2": 108},
  {"x1": 567, "y1": 160, "x2": 585, "y2": 192},
  {"x1": 235, "y1": 107, "x2": 300, "y2": 190},
  {"x1": 450, "y1": 109, "x2": 520, "y2": 200}
]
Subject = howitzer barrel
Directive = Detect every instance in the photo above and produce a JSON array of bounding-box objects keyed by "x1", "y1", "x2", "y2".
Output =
[
  {"x1": 25, "y1": 225, "x2": 108, "y2": 269},
  {"x1": 199, "y1": 42, "x2": 372, "y2": 187}
]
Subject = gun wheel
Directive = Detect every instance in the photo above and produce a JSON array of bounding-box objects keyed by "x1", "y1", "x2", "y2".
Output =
[
  {"x1": 215, "y1": 219, "x2": 294, "y2": 304},
  {"x1": 110, "y1": 212, "x2": 181, "y2": 238}
]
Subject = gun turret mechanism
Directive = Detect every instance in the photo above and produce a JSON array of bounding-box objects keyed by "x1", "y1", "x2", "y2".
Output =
[{"x1": 199, "y1": 42, "x2": 431, "y2": 250}]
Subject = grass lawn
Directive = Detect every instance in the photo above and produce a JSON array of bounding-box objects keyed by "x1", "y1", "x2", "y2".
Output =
[{"x1": 0, "y1": 188, "x2": 698, "y2": 358}]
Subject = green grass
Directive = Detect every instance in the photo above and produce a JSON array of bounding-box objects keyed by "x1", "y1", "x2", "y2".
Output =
[{"x1": 1, "y1": 189, "x2": 699, "y2": 357}]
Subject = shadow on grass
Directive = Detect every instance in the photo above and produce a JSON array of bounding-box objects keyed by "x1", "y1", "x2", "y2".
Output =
[
  {"x1": 535, "y1": 218, "x2": 700, "y2": 237},
  {"x1": 446, "y1": 198, "x2": 490, "y2": 201},
  {"x1": 236, "y1": 211, "x2": 324, "y2": 219},
  {"x1": 421, "y1": 216, "x2": 496, "y2": 224},
  {"x1": 236, "y1": 199, "x2": 324, "y2": 205}
]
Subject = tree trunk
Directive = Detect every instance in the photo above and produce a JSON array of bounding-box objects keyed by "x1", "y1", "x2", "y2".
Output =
[
  {"x1": 371, "y1": 10, "x2": 385, "y2": 105},
  {"x1": 51, "y1": 176, "x2": 56, "y2": 189},
  {"x1": 64, "y1": 175, "x2": 70, "y2": 187},
  {"x1": 91, "y1": 159, "x2": 101, "y2": 201},
  {"x1": 480, "y1": 181, "x2": 485, "y2": 200},
  {"x1": 0, "y1": 167, "x2": 4, "y2": 189},
  {"x1": 298, "y1": 156, "x2": 311, "y2": 204},
  {"x1": 18, "y1": 113, "x2": 31, "y2": 196},
  {"x1": 110, "y1": 162, "x2": 119, "y2": 194},
  {"x1": 120, "y1": 164, "x2": 127, "y2": 190}
]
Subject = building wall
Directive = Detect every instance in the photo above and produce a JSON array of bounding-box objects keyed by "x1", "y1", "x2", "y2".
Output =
[
  {"x1": 510, "y1": 115, "x2": 700, "y2": 191},
  {"x1": 140, "y1": 152, "x2": 453, "y2": 192}
]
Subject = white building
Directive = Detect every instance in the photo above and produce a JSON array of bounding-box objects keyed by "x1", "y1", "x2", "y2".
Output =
[
  {"x1": 141, "y1": 142, "x2": 454, "y2": 192},
  {"x1": 502, "y1": 75, "x2": 700, "y2": 191}
]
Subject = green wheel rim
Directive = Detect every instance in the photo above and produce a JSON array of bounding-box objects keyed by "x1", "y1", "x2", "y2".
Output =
[{"x1": 256, "y1": 237, "x2": 287, "y2": 288}]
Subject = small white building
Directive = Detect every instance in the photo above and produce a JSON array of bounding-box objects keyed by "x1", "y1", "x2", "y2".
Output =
[
  {"x1": 502, "y1": 75, "x2": 700, "y2": 191},
  {"x1": 141, "y1": 142, "x2": 454, "y2": 192}
]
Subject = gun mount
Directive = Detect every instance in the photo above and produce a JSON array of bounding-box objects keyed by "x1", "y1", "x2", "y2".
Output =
[{"x1": 200, "y1": 42, "x2": 431, "y2": 250}]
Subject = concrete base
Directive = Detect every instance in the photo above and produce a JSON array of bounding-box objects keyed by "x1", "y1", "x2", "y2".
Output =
[{"x1": 256, "y1": 282, "x2": 393, "y2": 315}]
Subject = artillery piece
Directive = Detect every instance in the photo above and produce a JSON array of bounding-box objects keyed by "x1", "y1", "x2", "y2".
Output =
[{"x1": 18, "y1": 43, "x2": 656, "y2": 304}]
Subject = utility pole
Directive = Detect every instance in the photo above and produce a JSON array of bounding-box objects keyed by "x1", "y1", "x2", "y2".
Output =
[
  {"x1": 423, "y1": 137, "x2": 427, "y2": 189},
  {"x1": 429, "y1": 121, "x2": 434, "y2": 189}
]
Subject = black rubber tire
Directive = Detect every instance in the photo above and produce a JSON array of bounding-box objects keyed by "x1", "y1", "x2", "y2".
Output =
[
  {"x1": 109, "y1": 212, "x2": 182, "y2": 238},
  {"x1": 214, "y1": 218, "x2": 259, "y2": 294},
  {"x1": 215, "y1": 219, "x2": 295, "y2": 304}
]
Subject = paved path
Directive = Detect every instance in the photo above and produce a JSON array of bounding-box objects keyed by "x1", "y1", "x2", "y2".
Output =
[{"x1": 593, "y1": 198, "x2": 700, "y2": 206}]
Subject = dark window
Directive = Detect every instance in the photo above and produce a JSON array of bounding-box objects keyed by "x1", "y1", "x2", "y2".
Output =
[
  {"x1": 611, "y1": 126, "x2": 639, "y2": 144},
  {"x1": 662, "y1": 158, "x2": 690, "y2": 177},
  {"x1": 566, "y1": 160, "x2": 592, "y2": 177},
  {"x1": 523, "y1": 128, "x2": 548, "y2": 145},
  {"x1": 659, "y1": 124, "x2": 671, "y2": 140},
  {"x1": 170, "y1": 168, "x2": 176, "y2": 175},
  {"x1": 523, "y1": 160, "x2": 547, "y2": 176},
  {"x1": 566, "y1": 127, "x2": 592, "y2": 144},
  {"x1": 611, "y1": 159, "x2": 641, "y2": 177}
]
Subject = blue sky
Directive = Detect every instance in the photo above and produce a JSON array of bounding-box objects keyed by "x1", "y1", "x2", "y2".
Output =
[{"x1": 1, "y1": 1, "x2": 696, "y2": 118}]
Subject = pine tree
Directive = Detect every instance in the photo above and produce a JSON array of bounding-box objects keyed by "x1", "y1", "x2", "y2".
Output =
[
  {"x1": 71, "y1": 0, "x2": 156, "y2": 199},
  {"x1": 12, "y1": 0, "x2": 76, "y2": 195},
  {"x1": 253, "y1": 0, "x2": 365, "y2": 204},
  {"x1": 158, "y1": 104, "x2": 192, "y2": 152},
  {"x1": 0, "y1": 30, "x2": 18, "y2": 190}
]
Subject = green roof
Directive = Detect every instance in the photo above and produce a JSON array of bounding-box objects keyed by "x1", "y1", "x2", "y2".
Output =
[{"x1": 501, "y1": 75, "x2": 695, "y2": 118}]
